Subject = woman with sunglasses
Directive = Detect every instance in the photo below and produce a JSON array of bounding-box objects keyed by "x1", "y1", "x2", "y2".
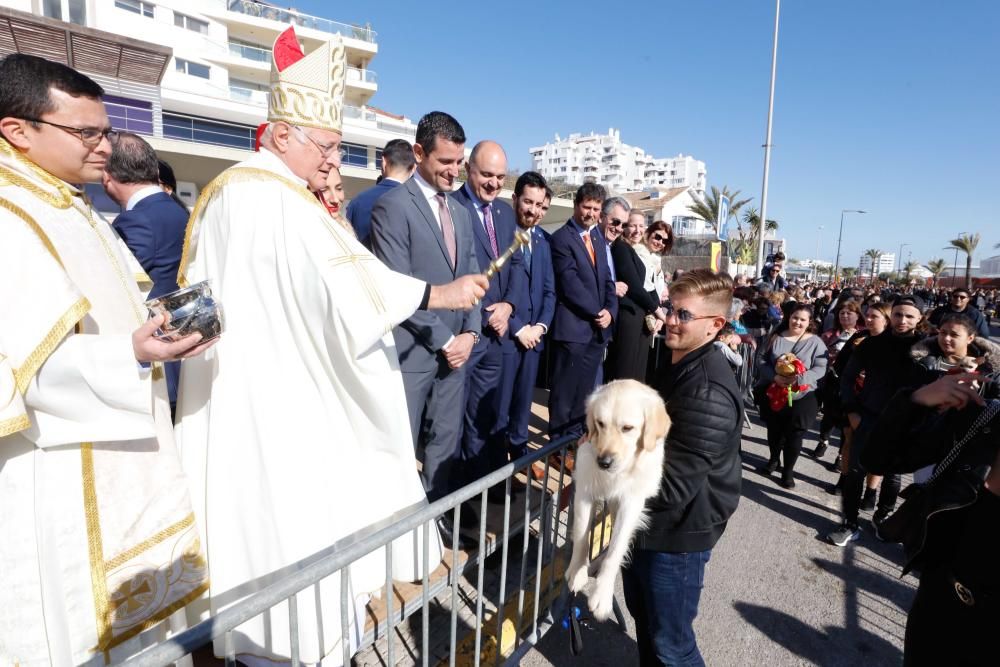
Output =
[
  {"x1": 607, "y1": 219, "x2": 671, "y2": 381},
  {"x1": 753, "y1": 303, "x2": 828, "y2": 489}
]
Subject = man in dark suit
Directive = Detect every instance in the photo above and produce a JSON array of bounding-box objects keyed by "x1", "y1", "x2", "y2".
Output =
[
  {"x1": 370, "y1": 112, "x2": 481, "y2": 529},
  {"x1": 502, "y1": 172, "x2": 556, "y2": 460},
  {"x1": 345, "y1": 138, "x2": 414, "y2": 248},
  {"x1": 451, "y1": 140, "x2": 525, "y2": 484},
  {"x1": 547, "y1": 183, "x2": 618, "y2": 441},
  {"x1": 102, "y1": 132, "x2": 188, "y2": 413}
]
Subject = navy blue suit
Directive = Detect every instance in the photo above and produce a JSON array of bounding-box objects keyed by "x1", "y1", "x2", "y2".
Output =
[
  {"x1": 451, "y1": 184, "x2": 525, "y2": 481},
  {"x1": 345, "y1": 177, "x2": 401, "y2": 248},
  {"x1": 112, "y1": 190, "x2": 188, "y2": 410},
  {"x1": 547, "y1": 219, "x2": 618, "y2": 439},
  {"x1": 502, "y1": 226, "x2": 556, "y2": 456}
]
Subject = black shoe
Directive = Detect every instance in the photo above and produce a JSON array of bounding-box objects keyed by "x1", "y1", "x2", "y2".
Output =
[
  {"x1": 860, "y1": 488, "x2": 877, "y2": 512},
  {"x1": 827, "y1": 522, "x2": 861, "y2": 547},
  {"x1": 872, "y1": 508, "x2": 892, "y2": 541},
  {"x1": 779, "y1": 476, "x2": 796, "y2": 490},
  {"x1": 829, "y1": 454, "x2": 843, "y2": 472},
  {"x1": 758, "y1": 459, "x2": 779, "y2": 475},
  {"x1": 437, "y1": 516, "x2": 476, "y2": 550},
  {"x1": 813, "y1": 440, "x2": 828, "y2": 459}
]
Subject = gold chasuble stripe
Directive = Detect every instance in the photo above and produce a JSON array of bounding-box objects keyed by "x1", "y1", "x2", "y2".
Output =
[
  {"x1": 80, "y1": 443, "x2": 112, "y2": 651},
  {"x1": 14, "y1": 298, "x2": 91, "y2": 394}
]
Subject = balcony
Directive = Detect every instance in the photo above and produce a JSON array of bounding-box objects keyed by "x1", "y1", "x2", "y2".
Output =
[
  {"x1": 226, "y1": 0, "x2": 376, "y2": 42},
  {"x1": 228, "y1": 41, "x2": 271, "y2": 63},
  {"x1": 347, "y1": 66, "x2": 377, "y2": 85},
  {"x1": 228, "y1": 85, "x2": 267, "y2": 106}
]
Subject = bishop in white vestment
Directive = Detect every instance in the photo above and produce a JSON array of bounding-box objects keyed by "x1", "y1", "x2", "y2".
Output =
[
  {"x1": 0, "y1": 133, "x2": 207, "y2": 663},
  {"x1": 174, "y1": 28, "x2": 449, "y2": 665}
]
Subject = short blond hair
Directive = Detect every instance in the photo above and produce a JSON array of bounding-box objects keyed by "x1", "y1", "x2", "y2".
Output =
[{"x1": 669, "y1": 269, "x2": 733, "y2": 315}]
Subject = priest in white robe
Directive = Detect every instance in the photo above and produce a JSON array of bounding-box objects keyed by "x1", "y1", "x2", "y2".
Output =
[
  {"x1": 0, "y1": 55, "x2": 211, "y2": 666},
  {"x1": 174, "y1": 28, "x2": 486, "y2": 665}
]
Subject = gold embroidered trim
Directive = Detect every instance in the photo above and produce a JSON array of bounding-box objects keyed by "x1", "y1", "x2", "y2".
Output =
[
  {"x1": 0, "y1": 138, "x2": 76, "y2": 209},
  {"x1": 79, "y1": 205, "x2": 146, "y2": 326},
  {"x1": 13, "y1": 298, "x2": 91, "y2": 394},
  {"x1": 105, "y1": 513, "x2": 196, "y2": 571},
  {"x1": 0, "y1": 196, "x2": 66, "y2": 266},
  {"x1": 177, "y1": 166, "x2": 327, "y2": 287},
  {"x1": 328, "y1": 254, "x2": 386, "y2": 314},
  {"x1": 0, "y1": 413, "x2": 30, "y2": 437},
  {"x1": 106, "y1": 578, "x2": 210, "y2": 652},
  {"x1": 81, "y1": 442, "x2": 112, "y2": 650}
]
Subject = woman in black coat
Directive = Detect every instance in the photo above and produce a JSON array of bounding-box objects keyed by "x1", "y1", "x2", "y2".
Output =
[
  {"x1": 606, "y1": 220, "x2": 669, "y2": 382},
  {"x1": 863, "y1": 374, "x2": 1000, "y2": 667}
]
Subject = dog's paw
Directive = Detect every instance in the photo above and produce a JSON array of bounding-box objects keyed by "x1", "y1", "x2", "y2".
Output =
[
  {"x1": 566, "y1": 562, "x2": 589, "y2": 593},
  {"x1": 588, "y1": 586, "x2": 614, "y2": 621}
]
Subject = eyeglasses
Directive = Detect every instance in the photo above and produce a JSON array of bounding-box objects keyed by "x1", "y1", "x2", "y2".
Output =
[
  {"x1": 663, "y1": 303, "x2": 720, "y2": 324},
  {"x1": 952, "y1": 294, "x2": 969, "y2": 300},
  {"x1": 21, "y1": 117, "x2": 118, "y2": 147},
  {"x1": 650, "y1": 234, "x2": 669, "y2": 243},
  {"x1": 295, "y1": 126, "x2": 342, "y2": 158}
]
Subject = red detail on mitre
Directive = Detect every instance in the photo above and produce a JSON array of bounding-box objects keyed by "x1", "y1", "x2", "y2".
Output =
[
  {"x1": 272, "y1": 27, "x2": 305, "y2": 72},
  {"x1": 254, "y1": 122, "x2": 268, "y2": 152}
]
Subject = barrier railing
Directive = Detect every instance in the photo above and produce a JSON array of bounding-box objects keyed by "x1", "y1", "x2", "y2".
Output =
[{"x1": 119, "y1": 434, "x2": 608, "y2": 666}]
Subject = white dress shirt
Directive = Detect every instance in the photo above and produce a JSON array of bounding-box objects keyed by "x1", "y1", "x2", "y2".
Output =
[{"x1": 125, "y1": 184, "x2": 165, "y2": 211}]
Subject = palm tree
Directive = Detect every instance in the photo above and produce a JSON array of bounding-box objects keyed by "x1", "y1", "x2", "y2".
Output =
[
  {"x1": 842, "y1": 267, "x2": 858, "y2": 283},
  {"x1": 728, "y1": 207, "x2": 778, "y2": 265},
  {"x1": 902, "y1": 260, "x2": 920, "y2": 283},
  {"x1": 864, "y1": 248, "x2": 883, "y2": 283},
  {"x1": 948, "y1": 232, "x2": 980, "y2": 289},
  {"x1": 926, "y1": 258, "x2": 947, "y2": 289},
  {"x1": 687, "y1": 186, "x2": 752, "y2": 234}
]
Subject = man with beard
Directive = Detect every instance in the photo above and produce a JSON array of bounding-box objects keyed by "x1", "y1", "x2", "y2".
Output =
[{"x1": 501, "y1": 172, "x2": 556, "y2": 461}]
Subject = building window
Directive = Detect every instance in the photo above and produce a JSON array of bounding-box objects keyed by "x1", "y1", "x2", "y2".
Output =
[
  {"x1": 44, "y1": 0, "x2": 87, "y2": 23},
  {"x1": 163, "y1": 112, "x2": 256, "y2": 150},
  {"x1": 115, "y1": 0, "x2": 154, "y2": 18},
  {"x1": 104, "y1": 95, "x2": 154, "y2": 135},
  {"x1": 174, "y1": 12, "x2": 209, "y2": 34},
  {"x1": 342, "y1": 142, "x2": 367, "y2": 167},
  {"x1": 175, "y1": 58, "x2": 210, "y2": 79}
]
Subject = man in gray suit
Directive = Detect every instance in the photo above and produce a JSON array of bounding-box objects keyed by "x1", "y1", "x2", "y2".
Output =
[{"x1": 371, "y1": 112, "x2": 480, "y2": 540}]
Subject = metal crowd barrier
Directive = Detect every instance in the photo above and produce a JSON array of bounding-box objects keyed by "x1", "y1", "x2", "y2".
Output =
[{"x1": 119, "y1": 434, "x2": 616, "y2": 667}]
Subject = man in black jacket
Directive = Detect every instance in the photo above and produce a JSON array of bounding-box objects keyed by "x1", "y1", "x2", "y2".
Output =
[
  {"x1": 623, "y1": 269, "x2": 743, "y2": 667},
  {"x1": 928, "y1": 287, "x2": 991, "y2": 338}
]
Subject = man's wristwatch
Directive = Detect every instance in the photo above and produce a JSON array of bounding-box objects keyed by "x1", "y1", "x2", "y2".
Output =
[{"x1": 465, "y1": 330, "x2": 481, "y2": 345}]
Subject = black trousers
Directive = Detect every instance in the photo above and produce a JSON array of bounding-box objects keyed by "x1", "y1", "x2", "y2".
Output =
[
  {"x1": 841, "y1": 418, "x2": 902, "y2": 525},
  {"x1": 606, "y1": 304, "x2": 652, "y2": 383},
  {"x1": 754, "y1": 388, "x2": 818, "y2": 479}
]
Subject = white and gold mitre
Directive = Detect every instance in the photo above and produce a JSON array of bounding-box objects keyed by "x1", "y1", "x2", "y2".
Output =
[{"x1": 267, "y1": 27, "x2": 345, "y2": 134}]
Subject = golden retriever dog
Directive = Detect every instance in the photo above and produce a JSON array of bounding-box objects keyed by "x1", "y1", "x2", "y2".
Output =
[{"x1": 565, "y1": 379, "x2": 670, "y2": 620}]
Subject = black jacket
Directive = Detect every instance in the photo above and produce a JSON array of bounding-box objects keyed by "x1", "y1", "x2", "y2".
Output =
[
  {"x1": 639, "y1": 343, "x2": 743, "y2": 553},
  {"x1": 862, "y1": 391, "x2": 1000, "y2": 576},
  {"x1": 928, "y1": 304, "x2": 991, "y2": 338},
  {"x1": 839, "y1": 331, "x2": 929, "y2": 418}
]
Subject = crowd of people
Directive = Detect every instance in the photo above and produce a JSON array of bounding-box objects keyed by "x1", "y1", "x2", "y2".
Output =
[{"x1": 1, "y1": 32, "x2": 998, "y2": 667}]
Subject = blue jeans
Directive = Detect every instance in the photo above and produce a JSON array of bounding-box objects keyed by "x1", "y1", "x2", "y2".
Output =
[{"x1": 622, "y1": 549, "x2": 712, "y2": 666}]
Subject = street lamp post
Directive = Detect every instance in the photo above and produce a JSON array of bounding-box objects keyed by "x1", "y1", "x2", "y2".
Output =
[
  {"x1": 814, "y1": 225, "x2": 823, "y2": 280},
  {"x1": 833, "y1": 209, "x2": 866, "y2": 284},
  {"x1": 897, "y1": 242, "x2": 910, "y2": 274},
  {"x1": 754, "y1": 0, "x2": 781, "y2": 277}
]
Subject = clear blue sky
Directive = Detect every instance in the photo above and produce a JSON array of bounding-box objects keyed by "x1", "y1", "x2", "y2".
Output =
[{"x1": 299, "y1": 0, "x2": 999, "y2": 270}]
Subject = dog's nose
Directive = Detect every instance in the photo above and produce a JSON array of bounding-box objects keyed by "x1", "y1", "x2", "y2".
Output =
[{"x1": 597, "y1": 455, "x2": 614, "y2": 470}]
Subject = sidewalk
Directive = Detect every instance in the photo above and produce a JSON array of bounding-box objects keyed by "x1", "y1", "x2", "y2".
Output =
[{"x1": 523, "y1": 414, "x2": 916, "y2": 666}]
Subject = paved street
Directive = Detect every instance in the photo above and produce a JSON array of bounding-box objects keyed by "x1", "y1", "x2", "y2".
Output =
[{"x1": 523, "y1": 413, "x2": 916, "y2": 666}]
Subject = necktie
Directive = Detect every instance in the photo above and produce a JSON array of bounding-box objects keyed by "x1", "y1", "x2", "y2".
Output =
[
  {"x1": 483, "y1": 203, "x2": 499, "y2": 258},
  {"x1": 582, "y1": 230, "x2": 596, "y2": 266},
  {"x1": 435, "y1": 192, "x2": 457, "y2": 269},
  {"x1": 523, "y1": 236, "x2": 532, "y2": 273}
]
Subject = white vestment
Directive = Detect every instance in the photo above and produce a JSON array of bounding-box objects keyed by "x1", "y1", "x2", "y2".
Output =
[
  {"x1": 175, "y1": 148, "x2": 442, "y2": 665},
  {"x1": 0, "y1": 139, "x2": 208, "y2": 666}
]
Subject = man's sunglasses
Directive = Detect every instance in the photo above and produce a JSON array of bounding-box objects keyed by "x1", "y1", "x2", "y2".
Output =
[
  {"x1": 663, "y1": 303, "x2": 719, "y2": 323},
  {"x1": 607, "y1": 218, "x2": 625, "y2": 228}
]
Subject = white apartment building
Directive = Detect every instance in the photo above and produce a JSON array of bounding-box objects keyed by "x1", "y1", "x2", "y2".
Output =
[
  {"x1": 0, "y1": 0, "x2": 416, "y2": 210},
  {"x1": 858, "y1": 252, "x2": 896, "y2": 276},
  {"x1": 528, "y1": 128, "x2": 706, "y2": 195}
]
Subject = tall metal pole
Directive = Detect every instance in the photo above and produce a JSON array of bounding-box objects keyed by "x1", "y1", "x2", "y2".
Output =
[
  {"x1": 897, "y1": 242, "x2": 909, "y2": 274},
  {"x1": 754, "y1": 0, "x2": 781, "y2": 277},
  {"x1": 833, "y1": 209, "x2": 865, "y2": 285}
]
